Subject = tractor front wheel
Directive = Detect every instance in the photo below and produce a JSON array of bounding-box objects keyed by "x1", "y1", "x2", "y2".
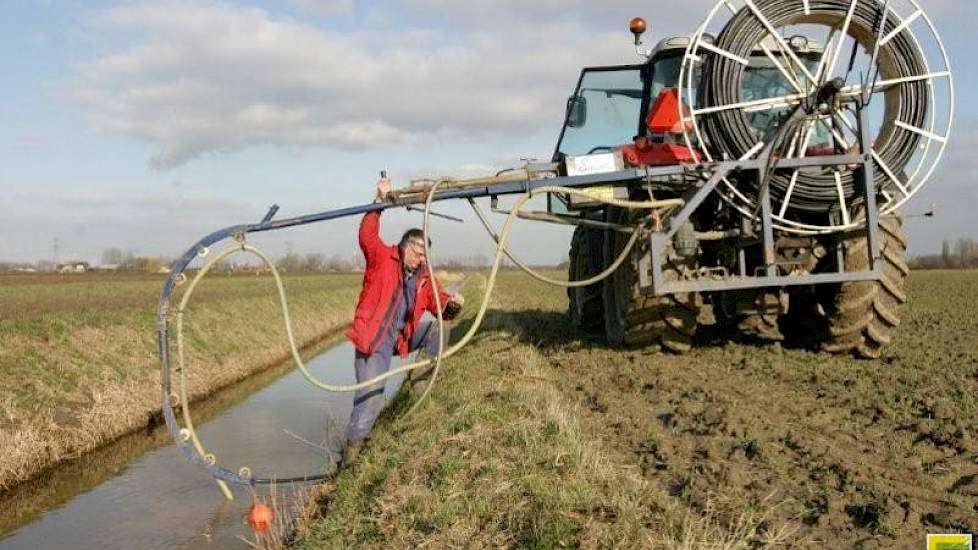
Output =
[
  {"x1": 567, "y1": 226, "x2": 605, "y2": 332},
  {"x1": 602, "y1": 206, "x2": 699, "y2": 352}
]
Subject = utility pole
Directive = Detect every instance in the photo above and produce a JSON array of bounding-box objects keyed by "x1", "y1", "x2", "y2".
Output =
[{"x1": 53, "y1": 237, "x2": 59, "y2": 266}]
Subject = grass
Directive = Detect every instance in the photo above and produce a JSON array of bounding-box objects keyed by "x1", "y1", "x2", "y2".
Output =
[
  {"x1": 0, "y1": 271, "x2": 362, "y2": 491},
  {"x1": 291, "y1": 272, "x2": 799, "y2": 549},
  {"x1": 289, "y1": 269, "x2": 978, "y2": 549}
]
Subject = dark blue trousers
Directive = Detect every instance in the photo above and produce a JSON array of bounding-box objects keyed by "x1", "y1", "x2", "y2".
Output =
[{"x1": 346, "y1": 321, "x2": 440, "y2": 442}]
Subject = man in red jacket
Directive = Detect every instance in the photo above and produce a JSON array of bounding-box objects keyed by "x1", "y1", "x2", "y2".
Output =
[{"x1": 341, "y1": 175, "x2": 464, "y2": 467}]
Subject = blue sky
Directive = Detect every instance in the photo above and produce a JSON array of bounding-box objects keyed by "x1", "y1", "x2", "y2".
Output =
[{"x1": 1, "y1": 0, "x2": 975, "y2": 265}]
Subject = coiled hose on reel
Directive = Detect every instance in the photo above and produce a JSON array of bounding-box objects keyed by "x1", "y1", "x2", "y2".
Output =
[{"x1": 697, "y1": 0, "x2": 928, "y2": 214}]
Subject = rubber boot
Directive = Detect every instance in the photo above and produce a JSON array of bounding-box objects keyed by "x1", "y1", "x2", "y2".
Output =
[{"x1": 408, "y1": 365, "x2": 435, "y2": 396}]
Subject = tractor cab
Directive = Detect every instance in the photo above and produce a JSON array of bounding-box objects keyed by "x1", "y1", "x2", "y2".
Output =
[
  {"x1": 552, "y1": 36, "x2": 690, "y2": 163},
  {"x1": 550, "y1": 28, "x2": 830, "y2": 215}
]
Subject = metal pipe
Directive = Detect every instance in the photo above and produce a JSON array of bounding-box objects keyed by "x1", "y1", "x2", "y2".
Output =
[{"x1": 489, "y1": 207, "x2": 634, "y2": 233}]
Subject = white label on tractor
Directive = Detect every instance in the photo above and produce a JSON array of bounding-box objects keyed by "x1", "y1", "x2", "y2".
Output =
[{"x1": 566, "y1": 151, "x2": 622, "y2": 176}]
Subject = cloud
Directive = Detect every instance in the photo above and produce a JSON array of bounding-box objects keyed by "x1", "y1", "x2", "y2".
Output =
[
  {"x1": 74, "y1": 0, "x2": 967, "y2": 172},
  {"x1": 398, "y1": 0, "x2": 715, "y2": 30},
  {"x1": 76, "y1": 0, "x2": 635, "y2": 169}
]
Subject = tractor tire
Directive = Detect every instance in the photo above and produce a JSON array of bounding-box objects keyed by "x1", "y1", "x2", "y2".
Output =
[
  {"x1": 735, "y1": 292, "x2": 785, "y2": 342},
  {"x1": 821, "y1": 215, "x2": 909, "y2": 359},
  {"x1": 602, "y1": 206, "x2": 699, "y2": 352},
  {"x1": 567, "y1": 226, "x2": 605, "y2": 332}
]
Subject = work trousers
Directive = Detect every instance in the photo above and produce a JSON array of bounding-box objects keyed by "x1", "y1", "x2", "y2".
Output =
[{"x1": 346, "y1": 320, "x2": 441, "y2": 442}]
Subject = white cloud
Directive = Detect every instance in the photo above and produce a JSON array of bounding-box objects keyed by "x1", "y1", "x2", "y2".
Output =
[
  {"x1": 76, "y1": 0, "x2": 635, "y2": 169},
  {"x1": 75, "y1": 0, "x2": 968, "y2": 173},
  {"x1": 398, "y1": 0, "x2": 715, "y2": 30}
]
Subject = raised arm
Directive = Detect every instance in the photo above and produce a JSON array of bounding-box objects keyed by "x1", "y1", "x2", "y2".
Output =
[
  {"x1": 358, "y1": 175, "x2": 394, "y2": 263},
  {"x1": 358, "y1": 211, "x2": 386, "y2": 264}
]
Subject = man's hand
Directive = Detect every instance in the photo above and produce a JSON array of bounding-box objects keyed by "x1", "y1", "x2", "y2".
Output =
[
  {"x1": 442, "y1": 292, "x2": 464, "y2": 320},
  {"x1": 375, "y1": 175, "x2": 392, "y2": 203}
]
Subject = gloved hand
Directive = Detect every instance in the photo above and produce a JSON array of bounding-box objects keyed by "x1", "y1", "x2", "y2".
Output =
[{"x1": 443, "y1": 293, "x2": 464, "y2": 320}]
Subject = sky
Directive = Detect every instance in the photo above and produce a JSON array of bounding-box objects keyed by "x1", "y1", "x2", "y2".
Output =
[{"x1": 0, "y1": 0, "x2": 975, "y2": 266}]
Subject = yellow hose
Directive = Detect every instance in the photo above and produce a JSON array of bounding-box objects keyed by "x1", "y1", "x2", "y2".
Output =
[{"x1": 172, "y1": 185, "x2": 683, "y2": 492}]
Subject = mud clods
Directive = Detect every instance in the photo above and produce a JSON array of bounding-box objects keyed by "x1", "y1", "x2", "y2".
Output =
[{"x1": 549, "y1": 312, "x2": 978, "y2": 548}]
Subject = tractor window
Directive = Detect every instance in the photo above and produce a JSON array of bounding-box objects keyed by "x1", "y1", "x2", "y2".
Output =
[
  {"x1": 555, "y1": 67, "x2": 644, "y2": 158},
  {"x1": 741, "y1": 53, "x2": 831, "y2": 148},
  {"x1": 649, "y1": 54, "x2": 683, "y2": 99}
]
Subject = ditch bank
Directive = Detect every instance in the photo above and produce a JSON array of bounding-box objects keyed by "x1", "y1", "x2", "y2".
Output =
[{"x1": 0, "y1": 273, "x2": 361, "y2": 492}]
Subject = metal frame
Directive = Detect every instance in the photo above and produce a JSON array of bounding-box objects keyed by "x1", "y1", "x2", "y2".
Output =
[{"x1": 648, "y1": 104, "x2": 881, "y2": 295}]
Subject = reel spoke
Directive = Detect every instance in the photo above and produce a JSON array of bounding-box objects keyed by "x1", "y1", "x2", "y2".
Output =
[
  {"x1": 872, "y1": 150, "x2": 911, "y2": 197},
  {"x1": 824, "y1": 0, "x2": 859, "y2": 85},
  {"x1": 778, "y1": 119, "x2": 816, "y2": 218},
  {"x1": 894, "y1": 120, "x2": 947, "y2": 143},
  {"x1": 759, "y1": 41, "x2": 804, "y2": 93},
  {"x1": 880, "y1": 9, "x2": 922, "y2": 47},
  {"x1": 741, "y1": 0, "x2": 818, "y2": 84},
  {"x1": 834, "y1": 170, "x2": 851, "y2": 225},
  {"x1": 839, "y1": 71, "x2": 951, "y2": 97}
]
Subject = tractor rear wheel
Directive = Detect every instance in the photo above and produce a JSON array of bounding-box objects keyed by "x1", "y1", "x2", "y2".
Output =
[
  {"x1": 719, "y1": 291, "x2": 785, "y2": 342},
  {"x1": 821, "y1": 215, "x2": 909, "y2": 359},
  {"x1": 602, "y1": 206, "x2": 699, "y2": 352},
  {"x1": 567, "y1": 226, "x2": 605, "y2": 332}
]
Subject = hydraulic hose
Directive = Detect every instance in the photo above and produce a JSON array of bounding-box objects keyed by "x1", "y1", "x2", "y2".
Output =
[
  {"x1": 176, "y1": 188, "x2": 680, "y2": 394},
  {"x1": 698, "y1": 0, "x2": 928, "y2": 213}
]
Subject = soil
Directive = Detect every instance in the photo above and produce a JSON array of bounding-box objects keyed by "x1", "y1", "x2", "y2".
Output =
[{"x1": 514, "y1": 271, "x2": 978, "y2": 548}]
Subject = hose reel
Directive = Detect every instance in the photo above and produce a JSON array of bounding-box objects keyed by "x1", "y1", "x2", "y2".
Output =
[{"x1": 679, "y1": 0, "x2": 953, "y2": 233}]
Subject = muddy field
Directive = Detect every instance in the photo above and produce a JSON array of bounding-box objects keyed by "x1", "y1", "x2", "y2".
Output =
[
  {"x1": 298, "y1": 270, "x2": 977, "y2": 549},
  {"x1": 527, "y1": 269, "x2": 978, "y2": 547}
]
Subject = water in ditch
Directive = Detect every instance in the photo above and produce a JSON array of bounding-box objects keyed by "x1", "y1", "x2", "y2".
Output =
[{"x1": 0, "y1": 340, "x2": 407, "y2": 549}]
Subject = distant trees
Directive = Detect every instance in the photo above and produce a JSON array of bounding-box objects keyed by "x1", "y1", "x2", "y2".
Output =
[
  {"x1": 100, "y1": 247, "x2": 130, "y2": 266},
  {"x1": 268, "y1": 251, "x2": 492, "y2": 273},
  {"x1": 910, "y1": 238, "x2": 978, "y2": 269},
  {"x1": 275, "y1": 250, "x2": 304, "y2": 273},
  {"x1": 275, "y1": 252, "x2": 355, "y2": 273}
]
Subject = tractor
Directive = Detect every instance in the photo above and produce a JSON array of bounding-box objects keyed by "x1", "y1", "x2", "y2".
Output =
[{"x1": 554, "y1": 2, "x2": 953, "y2": 358}]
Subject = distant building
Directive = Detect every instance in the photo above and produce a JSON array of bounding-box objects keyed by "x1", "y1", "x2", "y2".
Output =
[
  {"x1": 94, "y1": 264, "x2": 121, "y2": 272},
  {"x1": 57, "y1": 262, "x2": 89, "y2": 273}
]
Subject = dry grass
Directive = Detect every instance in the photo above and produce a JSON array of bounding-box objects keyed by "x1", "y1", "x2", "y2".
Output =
[
  {"x1": 0, "y1": 272, "x2": 362, "y2": 491},
  {"x1": 292, "y1": 272, "x2": 798, "y2": 549},
  {"x1": 240, "y1": 482, "x2": 338, "y2": 550}
]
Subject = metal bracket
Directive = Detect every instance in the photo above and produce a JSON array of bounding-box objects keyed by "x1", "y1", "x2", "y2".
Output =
[{"x1": 260, "y1": 204, "x2": 279, "y2": 225}]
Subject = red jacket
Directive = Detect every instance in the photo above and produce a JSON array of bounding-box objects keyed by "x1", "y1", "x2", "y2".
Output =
[{"x1": 346, "y1": 211, "x2": 453, "y2": 357}]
